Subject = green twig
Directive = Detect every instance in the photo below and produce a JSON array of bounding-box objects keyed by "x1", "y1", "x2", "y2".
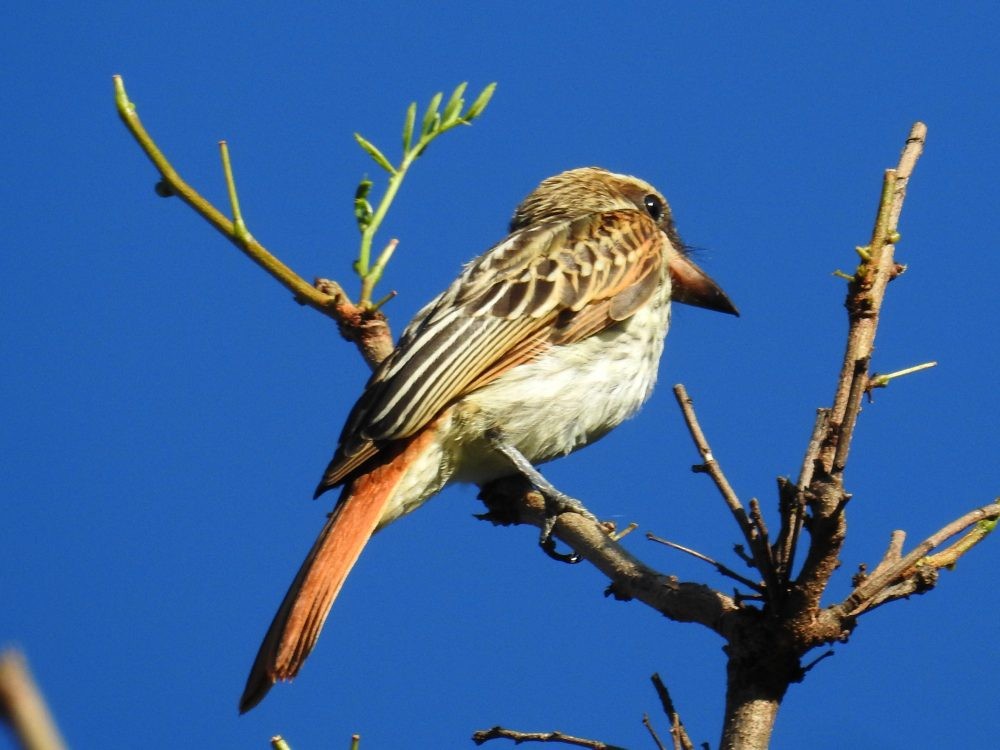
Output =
[
  {"x1": 113, "y1": 75, "x2": 340, "y2": 315},
  {"x1": 868, "y1": 361, "x2": 937, "y2": 390},
  {"x1": 219, "y1": 140, "x2": 251, "y2": 244},
  {"x1": 352, "y1": 82, "x2": 496, "y2": 306}
]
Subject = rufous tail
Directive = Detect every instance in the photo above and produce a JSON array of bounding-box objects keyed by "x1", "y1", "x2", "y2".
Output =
[{"x1": 239, "y1": 436, "x2": 424, "y2": 713}]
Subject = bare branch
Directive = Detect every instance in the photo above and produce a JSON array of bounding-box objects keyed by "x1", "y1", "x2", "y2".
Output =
[
  {"x1": 672, "y1": 385, "x2": 781, "y2": 605},
  {"x1": 642, "y1": 714, "x2": 669, "y2": 750},
  {"x1": 819, "y1": 122, "x2": 927, "y2": 475},
  {"x1": 788, "y1": 123, "x2": 928, "y2": 620},
  {"x1": 647, "y1": 533, "x2": 763, "y2": 592},
  {"x1": 0, "y1": 649, "x2": 68, "y2": 750},
  {"x1": 651, "y1": 673, "x2": 696, "y2": 750},
  {"x1": 477, "y1": 478, "x2": 738, "y2": 633},
  {"x1": 840, "y1": 499, "x2": 1000, "y2": 616},
  {"x1": 773, "y1": 409, "x2": 831, "y2": 580},
  {"x1": 865, "y1": 530, "x2": 907, "y2": 582},
  {"x1": 472, "y1": 726, "x2": 626, "y2": 749},
  {"x1": 672, "y1": 385, "x2": 747, "y2": 530}
]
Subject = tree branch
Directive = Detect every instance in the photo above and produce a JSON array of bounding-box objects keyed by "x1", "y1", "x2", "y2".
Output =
[
  {"x1": 840, "y1": 499, "x2": 1000, "y2": 616},
  {"x1": 0, "y1": 649, "x2": 68, "y2": 750},
  {"x1": 472, "y1": 726, "x2": 626, "y2": 749},
  {"x1": 819, "y1": 123, "x2": 927, "y2": 474},
  {"x1": 650, "y1": 673, "x2": 696, "y2": 750},
  {"x1": 672, "y1": 385, "x2": 781, "y2": 605},
  {"x1": 646, "y1": 533, "x2": 763, "y2": 593},
  {"x1": 791, "y1": 122, "x2": 927, "y2": 617},
  {"x1": 114, "y1": 74, "x2": 397, "y2": 369},
  {"x1": 477, "y1": 478, "x2": 738, "y2": 633}
]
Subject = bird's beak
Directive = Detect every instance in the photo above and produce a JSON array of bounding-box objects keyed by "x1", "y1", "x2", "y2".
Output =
[{"x1": 666, "y1": 246, "x2": 739, "y2": 316}]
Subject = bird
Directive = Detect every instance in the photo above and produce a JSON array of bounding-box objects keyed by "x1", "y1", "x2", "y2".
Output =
[{"x1": 239, "y1": 167, "x2": 738, "y2": 712}]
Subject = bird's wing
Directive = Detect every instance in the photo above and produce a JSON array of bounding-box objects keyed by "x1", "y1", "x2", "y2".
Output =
[{"x1": 317, "y1": 209, "x2": 666, "y2": 492}]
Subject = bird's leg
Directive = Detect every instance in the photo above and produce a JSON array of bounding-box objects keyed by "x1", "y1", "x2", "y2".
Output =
[{"x1": 485, "y1": 428, "x2": 596, "y2": 563}]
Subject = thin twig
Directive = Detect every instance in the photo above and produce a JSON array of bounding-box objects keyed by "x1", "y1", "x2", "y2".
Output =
[
  {"x1": 774, "y1": 410, "x2": 830, "y2": 581},
  {"x1": 797, "y1": 410, "x2": 831, "y2": 491},
  {"x1": 748, "y1": 499, "x2": 775, "y2": 573},
  {"x1": 863, "y1": 530, "x2": 907, "y2": 583},
  {"x1": 819, "y1": 123, "x2": 927, "y2": 475},
  {"x1": 114, "y1": 76, "x2": 338, "y2": 316},
  {"x1": 642, "y1": 714, "x2": 668, "y2": 750},
  {"x1": 651, "y1": 673, "x2": 696, "y2": 750},
  {"x1": 672, "y1": 385, "x2": 780, "y2": 605},
  {"x1": 219, "y1": 140, "x2": 250, "y2": 243},
  {"x1": 800, "y1": 649, "x2": 835, "y2": 675},
  {"x1": 647, "y1": 533, "x2": 763, "y2": 592},
  {"x1": 472, "y1": 726, "x2": 626, "y2": 749},
  {"x1": 610, "y1": 522, "x2": 640, "y2": 542},
  {"x1": 672, "y1": 386, "x2": 753, "y2": 548},
  {"x1": 867, "y1": 361, "x2": 937, "y2": 392},
  {"x1": 841, "y1": 499, "x2": 1000, "y2": 616}
]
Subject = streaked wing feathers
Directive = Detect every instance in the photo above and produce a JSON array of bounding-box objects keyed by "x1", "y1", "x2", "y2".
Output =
[{"x1": 318, "y1": 209, "x2": 664, "y2": 491}]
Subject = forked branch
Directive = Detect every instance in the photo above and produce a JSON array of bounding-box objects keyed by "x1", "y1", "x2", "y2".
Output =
[{"x1": 113, "y1": 75, "x2": 494, "y2": 369}]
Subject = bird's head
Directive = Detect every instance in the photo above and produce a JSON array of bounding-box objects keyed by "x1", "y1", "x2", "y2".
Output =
[{"x1": 511, "y1": 167, "x2": 738, "y2": 316}]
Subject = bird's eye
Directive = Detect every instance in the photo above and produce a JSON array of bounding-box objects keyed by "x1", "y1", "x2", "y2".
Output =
[{"x1": 643, "y1": 194, "x2": 664, "y2": 221}]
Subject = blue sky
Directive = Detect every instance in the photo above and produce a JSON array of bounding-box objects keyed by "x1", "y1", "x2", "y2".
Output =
[{"x1": 3, "y1": 3, "x2": 998, "y2": 748}]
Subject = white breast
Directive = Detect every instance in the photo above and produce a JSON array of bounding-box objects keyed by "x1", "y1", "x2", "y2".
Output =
[
  {"x1": 453, "y1": 290, "x2": 672, "y2": 479},
  {"x1": 376, "y1": 287, "x2": 673, "y2": 526}
]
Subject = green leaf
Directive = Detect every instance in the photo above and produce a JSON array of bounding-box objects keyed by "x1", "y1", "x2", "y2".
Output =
[
  {"x1": 353, "y1": 133, "x2": 396, "y2": 174},
  {"x1": 463, "y1": 82, "x2": 496, "y2": 121},
  {"x1": 354, "y1": 178, "x2": 374, "y2": 232},
  {"x1": 421, "y1": 91, "x2": 443, "y2": 136},
  {"x1": 440, "y1": 82, "x2": 467, "y2": 127},
  {"x1": 401, "y1": 102, "x2": 417, "y2": 153}
]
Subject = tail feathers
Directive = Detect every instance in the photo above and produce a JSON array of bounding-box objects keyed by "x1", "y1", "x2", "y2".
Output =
[{"x1": 239, "y1": 437, "x2": 424, "y2": 713}]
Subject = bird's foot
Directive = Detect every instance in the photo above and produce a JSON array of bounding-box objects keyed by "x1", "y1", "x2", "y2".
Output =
[
  {"x1": 537, "y1": 492, "x2": 589, "y2": 564},
  {"x1": 485, "y1": 428, "x2": 596, "y2": 564}
]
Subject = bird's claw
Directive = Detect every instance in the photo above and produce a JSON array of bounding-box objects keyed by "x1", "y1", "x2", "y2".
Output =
[
  {"x1": 540, "y1": 534, "x2": 581, "y2": 564},
  {"x1": 484, "y1": 428, "x2": 594, "y2": 565},
  {"x1": 536, "y1": 489, "x2": 594, "y2": 564}
]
